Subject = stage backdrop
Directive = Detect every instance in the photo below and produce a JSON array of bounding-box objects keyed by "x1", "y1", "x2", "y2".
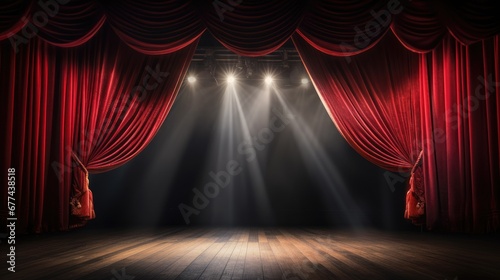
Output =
[{"x1": 1, "y1": 0, "x2": 499, "y2": 232}]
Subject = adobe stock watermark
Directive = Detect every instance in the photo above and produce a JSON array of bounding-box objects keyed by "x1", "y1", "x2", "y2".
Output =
[
  {"x1": 178, "y1": 106, "x2": 294, "y2": 224},
  {"x1": 213, "y1": 0, "x2": 242, "y2": 21},
  {"x1": 341, "y1": 0, "x2": 403, "y2": 63},
  {"x1": 9, "y1": 0, "x2": 71, "y2": 53},
  {"x1": 384, "y1": 73, "x2": 500, "y2": 192},
  {"x1": 51, "y1": 63, "x2": 169, "y2": 182},
  {"x1": 110, "y1": 267, "x2": 135, "y2": 280}
]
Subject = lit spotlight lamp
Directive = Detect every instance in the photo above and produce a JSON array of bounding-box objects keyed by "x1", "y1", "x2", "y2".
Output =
[
  {"x1": 265, "y1": 76, "x2": 273, "y2": 85},
  {"x1": 187, "y1": 76, "x2": 196, "y2": 83},
  {"x1": 227, "y1": 74, "x2": 235, "y2": 84},
  {"x1": 301, "y1": 77, "x2": 309, "y2": 85}
]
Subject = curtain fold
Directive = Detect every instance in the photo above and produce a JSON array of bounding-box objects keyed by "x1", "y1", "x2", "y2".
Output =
[
  {"x1": 63, "y1": 29, "x2": 197, "y2": 172},
  {"x1": 293, "y1": 32, "x2": 426, "y2": 224},
  {"x1": 0, "y1": 38, "x2": 60, "y2": 232},
  {"x1": 437, "y1": 0, "x2": 500, "y2": 45},
  {"x1": 391, "y1": 0, "x2": 445, "y2": 53},
  {"x1": 201, "y1": 0, "x2": 305, "y2": 56},
  {"x1": 104, "y1": 0, "x2": 205, "y2": 55},
  {"x1": 293, "y1": 33, "x2": 422, "y2": 172},
  {"x1": 296, "y1": 0, "x2": 390, "y2": 56},
  {"x1": 0, "y1": 0, "x2": 32, "y2": 40},
  {"x1": 36, "y1": 0, "x2": 106, "y2": 47}
]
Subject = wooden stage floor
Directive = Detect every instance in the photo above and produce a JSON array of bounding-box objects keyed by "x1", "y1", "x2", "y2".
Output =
[{"x1": 2, "y1": 227, "x2": 499, "y2": 279}]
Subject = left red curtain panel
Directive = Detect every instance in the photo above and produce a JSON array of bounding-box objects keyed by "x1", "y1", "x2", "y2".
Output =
[{"x1": 0, "y1": 29, "x2": 197, "y2": 233}]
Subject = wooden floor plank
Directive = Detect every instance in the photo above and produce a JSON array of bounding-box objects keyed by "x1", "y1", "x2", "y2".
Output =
[
  {"x1": 198, "y1": 235, "x2": 238, "y2": 280},
  {"x1": 284, "y1": 229, "x2": 352, "y2": 279},
  {"x1": 159, "y1": 229, "x2": 219, "y2": 279},
  {"x1": 176, "y1": 228, "x2": 234, "y2": 279},
  {"x1": 226, "y1": 240, "x2": 247, "y2": 279},
  {"x1": 267, "y1": 229, "x2": 305, "y2": 279},
  {"x1": 258, "y1": 241, "x2": 282, "y2": 279},
  {"x1": 219, "y1": 229, "x2": 245, "y2": 280},
  {"x1": 242, "y1": 237, "x2": 263, "y2": 279},
  {"x1": 277, "y1": 229, "x2": 336, "y2": 279}
]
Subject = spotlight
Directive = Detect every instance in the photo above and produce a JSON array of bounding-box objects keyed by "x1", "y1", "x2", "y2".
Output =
[
  {"x1": 227, "y1": 74, "x2": 235, "y2": 84},
  {"x1": 187, "y1": 76, "x2": 196, "y2": 83},
  {"x1": 301, "y1": 78, "x2": 309, "y2": 85},
  {"x1": 265, "y1": 76, "x2": 274, "y2": 85}
]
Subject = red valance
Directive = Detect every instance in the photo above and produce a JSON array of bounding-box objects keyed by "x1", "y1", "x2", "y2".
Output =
[{"x1": 1, "y1": 0, "x2": 499, "y2": 54}]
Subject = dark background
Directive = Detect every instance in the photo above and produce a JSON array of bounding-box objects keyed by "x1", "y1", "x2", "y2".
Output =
[{"x1": 88, "y1": 66, "x2": 415, "y2": 231}]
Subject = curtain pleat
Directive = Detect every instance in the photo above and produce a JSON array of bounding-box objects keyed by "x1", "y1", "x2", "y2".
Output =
[
  {"x1": 201, "y1": 0, "x2": 305, "y2": 56},
  {"x1": 104, "y1": 0, "x2": 205, "y2": 55}
]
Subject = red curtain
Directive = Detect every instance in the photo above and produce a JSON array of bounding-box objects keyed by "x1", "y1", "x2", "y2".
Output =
[
  {"x1": 104, "y1": 0, "x2": 205, "y2": 55},
  {"x1": 201, "y1": 0, "x2": 305, "y2": 56},
  {"x1": 291, "y1": 1, "x2": 499, "y2": 232},
  {"x1": 294, "y1": 31, "x2": 500, "y2": 233},
  {"x1": 64, "y1": 30, "x2": 197, "y2": 228},
  {"x1": 296, "y1": 0, "x2": 390, "y2": 56},
  {"x1": 0, "y1": 38, "x2": 58, "y2": 232},
  {"x1": 1, "y1": 0, "x2": 499, "y2": 53},
  {"x1": 293, "y1": 33, "x2": 425, "y2": 223},
  {"x1": 35, "y1": 0, "x2": 105, "y2": 47},
  {"x1": 294, "y1": 33, "x2": 422, "y2": 172},
  {"x1": 0, "y1": 0, "x2": 31, "y2": 40},
  {"x1": 1, "y1": 0, "x2": 499, "y2": 232},
  {"x1": 420, "y1": 35, "x2": 500, "y2": 232}
]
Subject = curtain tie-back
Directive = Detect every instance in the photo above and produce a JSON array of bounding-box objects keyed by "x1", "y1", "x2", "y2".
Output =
[
  {"x1": 70, "y1": 152, "x2": 95, "y2": 220},
  {"x1": 71, "y1": 151, "x2": 88, "y2": 175},
  {"x1": 410, "y1": 150, "x2": 424, "y2": 175},
  {"x1": 405, "y1": 150, "x2": 425, "y2": 224}
]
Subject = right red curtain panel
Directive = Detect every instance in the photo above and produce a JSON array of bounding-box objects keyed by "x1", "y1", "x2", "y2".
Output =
[
  {"x1": 294, "y1": 31, "x2": 500, "y2": 232},
  {"x1": 420, "y1": 35, "x2": 500, "y2": 232}
]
